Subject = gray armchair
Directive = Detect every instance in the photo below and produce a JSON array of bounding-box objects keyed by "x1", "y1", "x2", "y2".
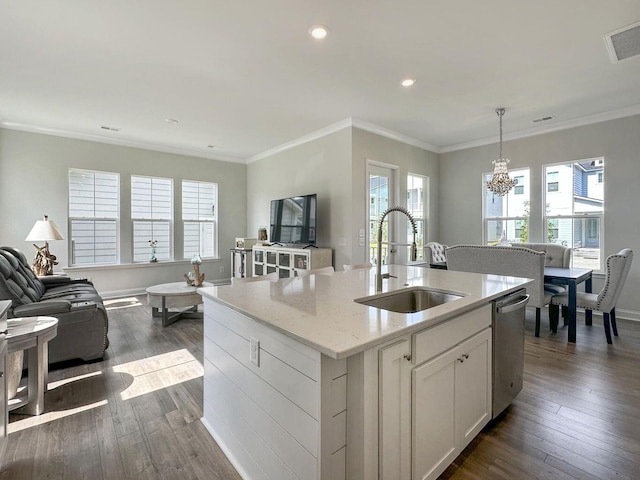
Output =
[
  {"x1": 549, "y1": 248, "x2": 633, "y2": 344},
  {"x1": 0, "y1": 246, "x2": 109, "y2": 364}
]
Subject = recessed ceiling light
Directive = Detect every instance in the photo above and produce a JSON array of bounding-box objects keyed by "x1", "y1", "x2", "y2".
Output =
[
  {"x1": 401, "y1": 78, "x2": 416, "y2": 87},
  {"x1": 165, "y1": 118, "x2": 179, "y2": 124},
  {"x1": 309, "y1": 25, "x2": 329, "y2": 40}
]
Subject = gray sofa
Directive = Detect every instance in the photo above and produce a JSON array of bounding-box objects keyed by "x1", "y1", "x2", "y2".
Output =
[
  {"x1": 0, "y1": 246, "x2": 109, "y2": 364},
  {"x1": 446, "y1": 244, "x2": 552, "y2": 336}
]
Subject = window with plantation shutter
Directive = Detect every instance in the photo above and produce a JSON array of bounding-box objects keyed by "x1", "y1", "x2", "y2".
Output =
[
  {"x1": 182, "y1": 180, "x2": 217, "y2": 259},
  {"x1": 68, "y1": 169, "x2": 119, "y2": 265},
  {"x1": 131, "y1": 176, "x2": 173, "y2": 262}
]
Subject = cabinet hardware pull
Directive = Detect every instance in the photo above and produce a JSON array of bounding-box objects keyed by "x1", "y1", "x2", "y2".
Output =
[
  {"x1": 0, "y1": 329, "x2": 7, "y2": 335},
  {"x1": 404, "y1": 354, "x2": 412, "y2": 361},
  {"x1": 0, "y1": 371, "x2": 3, "y2": 378},
  {"x1": 457, "y1": 354, "x2": 469, "y2": 363}
]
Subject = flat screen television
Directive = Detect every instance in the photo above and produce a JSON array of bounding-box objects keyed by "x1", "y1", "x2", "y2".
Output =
[{"x1": 270, "y1": 194, "x2": 317, "y2": 246}]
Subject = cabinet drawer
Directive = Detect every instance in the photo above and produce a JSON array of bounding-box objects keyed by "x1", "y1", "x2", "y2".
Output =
[{"x1": 412, "y1": 304, "x2": 491, "y2": 365}]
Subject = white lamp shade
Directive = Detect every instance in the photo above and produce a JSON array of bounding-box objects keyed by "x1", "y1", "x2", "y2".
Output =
[{"x1": 25, "y1": 215, "x2": 64, "y2": 242}]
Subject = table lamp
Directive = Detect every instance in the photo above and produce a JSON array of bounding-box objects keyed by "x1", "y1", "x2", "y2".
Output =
[{"x1": 25, "y1": 215, "x2": 64, "y2": 276}]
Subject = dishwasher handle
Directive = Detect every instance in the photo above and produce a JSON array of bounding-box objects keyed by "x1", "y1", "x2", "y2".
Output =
[{"x1": 496, "y1": 294, "x2": 530, "y2": 314}]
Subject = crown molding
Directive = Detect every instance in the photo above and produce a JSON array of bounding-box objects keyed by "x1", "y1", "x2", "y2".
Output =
[
  {"x1": 351, "y1": 118, "x2": 441, "y2": 153},
  {"x1": 247, "y1": 117, "x2": 440, "y2": 163},
  {"x1": 440, "y1": 104, "x2": 640, "y2": 153},
  {"x1": 0, "y1": 121, "x2": 246, "y2": 164},
  {"x1": 246, "y1": 118, "x2": 354, "y2": 163}
]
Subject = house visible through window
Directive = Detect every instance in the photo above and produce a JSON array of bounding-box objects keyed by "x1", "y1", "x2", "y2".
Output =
[
  {"x1": 483, "y1": 168, "x2": 530, "y2": 244},
  {"x1": 544, "y1": 158, "x2": 604, "y2": 270},
  {"x1": 183, "y1": 180, "x2": 217, "y2": 259},
  {"x1": 131, "y1": 176, "x2": 173, "y2": 262},
  {"x1": 513, "y1": 175, "x2": 524, "y2": 195},
  {"x1": 547, "y1": 171, "x2": 559, "y2": 192},
  {"x1": 68, "y1": 169, "x2": 119, "y2": 265}
]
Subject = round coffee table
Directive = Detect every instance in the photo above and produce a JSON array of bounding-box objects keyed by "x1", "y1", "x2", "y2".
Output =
[
  {"x1": 146, "y1": 281, "x2": 213, "y2": 327},
  {"x1": 7, "y1": 316, "x2": 58, "y2": 415}
]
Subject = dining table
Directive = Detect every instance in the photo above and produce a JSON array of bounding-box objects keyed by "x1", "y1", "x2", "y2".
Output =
[{"x1": 544, "y1": 266, "x2": 593, "y2": 343}]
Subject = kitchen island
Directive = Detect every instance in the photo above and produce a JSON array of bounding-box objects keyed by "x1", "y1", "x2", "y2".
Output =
[{"x1": 198, "y1": 265, "x2": 531, "y2": 480}]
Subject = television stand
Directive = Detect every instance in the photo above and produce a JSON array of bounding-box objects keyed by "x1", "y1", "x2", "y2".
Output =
[{"x1": 252, "y1": 245, "x2": 332, "y2": 278}]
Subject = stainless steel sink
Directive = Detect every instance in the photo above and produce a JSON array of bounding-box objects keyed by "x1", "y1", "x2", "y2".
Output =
[{"x1": 354, "y1": 287, "x2": 464, "y2": 313}]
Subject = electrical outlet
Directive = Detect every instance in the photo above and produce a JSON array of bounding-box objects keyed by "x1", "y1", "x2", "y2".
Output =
[
  {"x1": 220, "y1": 265, "x2": 225, "y2": 273},
  {"x1": 250, "y1": 337, "x2": 260, "y2": 366}
]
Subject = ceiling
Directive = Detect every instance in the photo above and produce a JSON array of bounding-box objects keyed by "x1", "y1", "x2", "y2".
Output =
[{"x1": 2, "y1": 1, "x2": 640, "y2": 163}]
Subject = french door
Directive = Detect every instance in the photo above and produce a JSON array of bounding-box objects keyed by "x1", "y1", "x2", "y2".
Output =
[{"x1": 368, "y1": 163, "x2": 397, "y2": 266}]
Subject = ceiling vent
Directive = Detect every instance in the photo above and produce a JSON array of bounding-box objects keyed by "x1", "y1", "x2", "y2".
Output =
[{"x1": 604, "y1": 21, "x2": 640, "y2": 63}]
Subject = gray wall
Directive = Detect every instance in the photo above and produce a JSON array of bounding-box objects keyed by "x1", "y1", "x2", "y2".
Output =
[
  {"x1": 0, "y1": 128, "x2": 247, "y2": 297},
  {"x1": 246, "y1": 126, "x2": 439, "y2": 270},
  {"x1": 439, "y1": 114, "x2": 640, "y2": 318},
  {"x1": 351, "y1": 128, "x2": 440, "y2": 264},
  {"x1": 246, "y1": 128, "x2": 353, "y2": 269}
]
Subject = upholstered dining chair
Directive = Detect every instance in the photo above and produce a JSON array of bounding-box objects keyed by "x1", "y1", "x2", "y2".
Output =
[
  {"x1": 343, "y1": 262, "x2": 373, "y2": 271},
  {"x1": 295, "y1": 266, "x2": 335, "y2": 277},
  {"x1": 425, "y1": 242, "x2": 448, "y2": 266},
  {"x1": 549, "y1": 248, "x2": 633, "y2": 344}
]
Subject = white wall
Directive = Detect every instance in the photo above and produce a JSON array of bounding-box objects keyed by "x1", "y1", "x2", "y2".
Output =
[
  {"x1": 439, "y1": 114, "x2": 640, "y2": 318},
  {"x1": 0, "y1": 128, "x2": 247, "y2": 296}
]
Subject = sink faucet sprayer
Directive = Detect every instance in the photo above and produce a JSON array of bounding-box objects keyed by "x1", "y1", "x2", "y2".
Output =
[{"x1": 376, "y1": 206, "x2": 418, "y2": 292}]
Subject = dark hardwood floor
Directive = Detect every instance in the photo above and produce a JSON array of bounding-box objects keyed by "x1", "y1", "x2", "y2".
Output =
[{"x1": 2, "y1": 298, "x2": 639, "y2": 479}]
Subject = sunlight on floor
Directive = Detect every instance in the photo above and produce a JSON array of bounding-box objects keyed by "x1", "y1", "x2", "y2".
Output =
[
  {"x1": 8, "y1": 349, "x2": 203, "y2": 433},
  {"x1": 114, "y1": 348, "x2": 203, "y2": 400},
  {"x1": 103, "y1": 296, "x2": 143, "y2": 311}
]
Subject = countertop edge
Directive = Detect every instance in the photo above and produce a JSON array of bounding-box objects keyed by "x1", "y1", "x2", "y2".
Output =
[{"x1": 199, "y1": 281, "x2": 531, "y2": 359}]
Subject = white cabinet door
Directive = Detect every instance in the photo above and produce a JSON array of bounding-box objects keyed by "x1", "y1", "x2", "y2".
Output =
[
  {"x1": 411, "y1": 346, "x2": 458, "y2": 480},
  {"x1": 411, "y1": 328, "x2": 492, "y2": 480},
  {"x1": 379, "y1": 339, "x2": 411, "y2": 480},
  {"x1": 455, "y1": 328, "x2": 492, "y2": 449}
]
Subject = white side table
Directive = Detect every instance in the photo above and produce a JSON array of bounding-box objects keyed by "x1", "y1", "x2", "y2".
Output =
[{"x1": 7, "y1": 316, "x2": 58, "y2": 415}]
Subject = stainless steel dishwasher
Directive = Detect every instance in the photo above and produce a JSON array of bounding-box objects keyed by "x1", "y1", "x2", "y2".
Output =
[{"x1": 491, "y1": 288, "x2": 529, "y2": 418}]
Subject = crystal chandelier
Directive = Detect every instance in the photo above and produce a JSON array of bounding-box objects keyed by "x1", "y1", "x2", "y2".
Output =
[{"x1": 486, "y1": 108, "x2": 517, "y2": 196}]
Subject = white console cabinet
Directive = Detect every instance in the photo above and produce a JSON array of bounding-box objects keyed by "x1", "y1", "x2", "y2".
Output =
[{"x1": 252, "y1": 245, "x2": 332, "y2": 278}]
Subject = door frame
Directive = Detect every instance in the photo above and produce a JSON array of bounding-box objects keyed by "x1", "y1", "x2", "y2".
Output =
[{"x1": 366, "y1": 160, "x2": 399, "y2": 266}]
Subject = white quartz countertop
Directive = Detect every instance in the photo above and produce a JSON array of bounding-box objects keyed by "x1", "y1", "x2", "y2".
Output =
[{"x1": 198, "y1": 265, "x2": 532, "y2": 359}]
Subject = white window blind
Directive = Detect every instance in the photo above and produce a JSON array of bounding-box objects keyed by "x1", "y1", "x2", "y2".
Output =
[
  {"x1": 69, "y1": 169, "x2": 119, "y2": 265},
  {"x1": 182, "y1": 180, "x2": 217, "y2": 259},
  {"x1": 132, "y1": 176, "x2": 173, "y2": 262}
]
